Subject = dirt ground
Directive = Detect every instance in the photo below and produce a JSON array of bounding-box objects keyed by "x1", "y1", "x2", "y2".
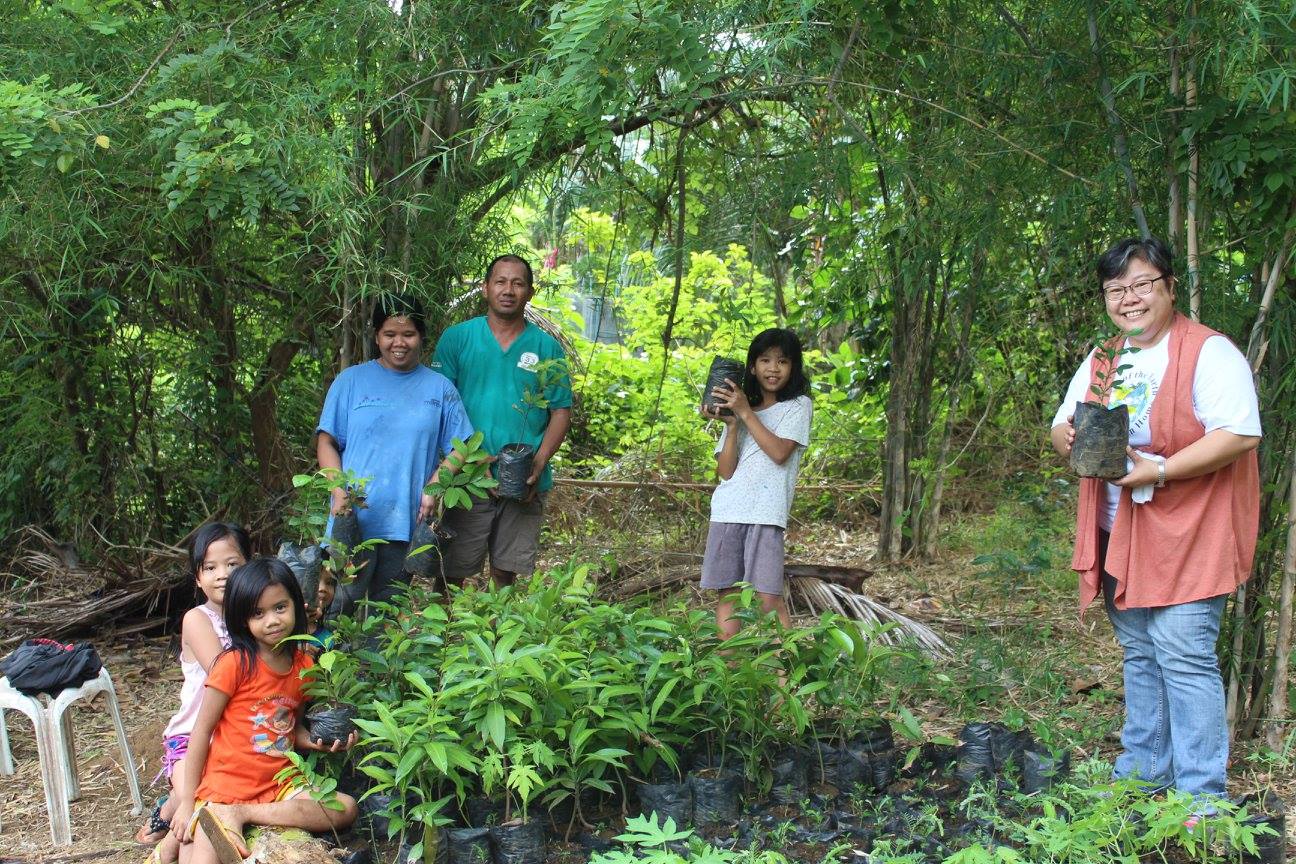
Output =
[{"x1": 1, "y1": 516, "x2": 1291, "y2": 863}]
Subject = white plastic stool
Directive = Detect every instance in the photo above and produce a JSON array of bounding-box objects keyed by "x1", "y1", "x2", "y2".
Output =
[{"x1": 0, "y1": 667, "x2": 144, "y2": 845}]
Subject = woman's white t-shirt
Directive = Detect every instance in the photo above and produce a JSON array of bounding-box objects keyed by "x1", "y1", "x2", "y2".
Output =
[
  {"x1": 1052, "y1": 334, "x2": 1261, "y2": 531},
  {"x1": 710, "y1": 395, "x2": 813, "y2": 529}
]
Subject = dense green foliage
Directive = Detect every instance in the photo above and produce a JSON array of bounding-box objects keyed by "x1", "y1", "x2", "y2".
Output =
[{"x1": 308, "y1": 563, "x2": 893, "y2": 852}]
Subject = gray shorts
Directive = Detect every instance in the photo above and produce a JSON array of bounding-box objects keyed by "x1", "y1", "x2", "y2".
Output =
[
  {"x1": 700, "y1": 522, "x2": 785, "y2": 595},
  {"x1": 440, "y1": 493, "x2": 547, "y2": 583},
  {"x1": 329, "y1": 540, "x2": 411, "y2": 617}
]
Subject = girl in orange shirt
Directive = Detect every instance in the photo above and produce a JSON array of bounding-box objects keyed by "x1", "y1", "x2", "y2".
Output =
[{"x1": 168, "y1": 558, "x2": 357, "y2": 864}]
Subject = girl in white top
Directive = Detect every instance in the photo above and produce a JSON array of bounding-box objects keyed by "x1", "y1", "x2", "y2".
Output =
[
  {"x1": 700, "y1": 328, "x2": 813, "y2": 638},
  {"x1": 138, "y1": 523, "x2": 250, "y2": 863}
]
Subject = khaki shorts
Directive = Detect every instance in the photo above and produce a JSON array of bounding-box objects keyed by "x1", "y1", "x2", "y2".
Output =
[{"x1": 440, "y1": 493, "x2": 547, "y2": 583}]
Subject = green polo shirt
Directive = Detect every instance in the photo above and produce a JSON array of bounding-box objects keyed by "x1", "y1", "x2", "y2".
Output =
[{"x1": 432, "y1": 317, "x2": 572, "y2": 492}]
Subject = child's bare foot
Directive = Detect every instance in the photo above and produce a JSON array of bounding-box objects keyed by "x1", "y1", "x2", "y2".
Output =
[{"x1": 136, "y1": 797, "x2": 171, "y2": 845}]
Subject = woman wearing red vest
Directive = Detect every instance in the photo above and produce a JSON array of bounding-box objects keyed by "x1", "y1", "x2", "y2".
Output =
[{"x1": 1050, "y1": 237, "x2": 1261, "y2": 814}]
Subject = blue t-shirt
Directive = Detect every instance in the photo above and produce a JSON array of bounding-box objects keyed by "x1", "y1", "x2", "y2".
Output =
[
  {"x1": 432, "y1": 318, "x2": 572, "y2": 492},
  {"x1": 317, "y1": 361, "x2": 474, "y2": 542}
]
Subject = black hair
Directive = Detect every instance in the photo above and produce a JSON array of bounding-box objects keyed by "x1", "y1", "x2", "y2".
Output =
[
  {"x1": 221, "y1": 557, "x2": 308, "y2": 683},
  {"x1": 190, "y1": 522, "x2": 252, "y2": 581},
  {"x1": 484, "y1": 254, "x2": 534, "y2": 291},
  {"x1": 742, "y1": 328, "x2": 811, "y2": 406},
  {"x1": 371, "y1": 294, "x2": 427, "y2": 338},
  {"x1": 1096, "y1": 237, "x2": 1175, "y2": 287}
]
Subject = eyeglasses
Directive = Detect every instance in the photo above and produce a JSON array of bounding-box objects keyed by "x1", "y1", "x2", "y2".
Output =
[{"x1": 1103, "y1": 275, "x2": 1167, "y2": 303}]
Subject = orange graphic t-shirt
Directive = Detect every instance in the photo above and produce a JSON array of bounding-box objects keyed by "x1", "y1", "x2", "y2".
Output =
[{"x1": 195, "y1": 648, "x2": 314, "y2": 804}]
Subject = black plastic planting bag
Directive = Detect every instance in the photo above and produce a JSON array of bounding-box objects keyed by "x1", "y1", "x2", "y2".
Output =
[
  {"x1": 769, "y1": 745, "x2": 808, "y2": 805},
  {"x1": 636, "y1": 780, "x2": 692, "y2": 826},
  {"x1": 496, "y1": 443, "x2": 536, "y2": 501},
  {"x1": 447, "y1": 828, "x2": 492, "y2": 864},
  {"x1": 359, "y1": 792, "x2": 397, "y2": 841},
  {"x1": 405, "y1": 520, "x2": 453, "y2": 578},
  {"x1": 702, "y1": 357, "x2": 745, "y2": 416},
  {"x1": 277, "y1": 541, "x2": 323, "y2": 609},
  {"x1": 865, "y1": 748, "x2": 898, "y2": 792},
  {"x1": 0, "y1": 639, "x2": 102, "y2": 696},
  {"x1": 1239, "y1": 791, "x2": 1286, "y2": 864},
  {"x1": 853, "y1": 720, "x2": 894, "y2": 754},
  {"x1": 1021, "y1": 747, "x2": 1070, "y2": 793},
  {"x1": 814, "y1": 738, "x2": 866, "y2": 790},
  {"x1": 489, "y1": 820, "x2": 545, "y2": 864},
  {"x1": 465, "y1": 796, "x2": 507, "y2": 828},
  {"x1": 305, "y1": 702, "x2": 357, "y2": 746},
  {"x1": 689, "y1": 770, "x2": 742, "y2": 824},
  {"x1": 990, "y1": 726, "x2": 1032, "y2": 773},
  {"x1": 330, "y1": 508, "x2": 361, "y2": 550},
  {"x1": 956, "y1": 723, "x2": 998, "y2": 783}
]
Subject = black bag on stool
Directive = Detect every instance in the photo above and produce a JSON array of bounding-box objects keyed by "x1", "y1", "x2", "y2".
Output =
[{"x1": 0, "y1": 639, "x2": 103, "y2": 696}]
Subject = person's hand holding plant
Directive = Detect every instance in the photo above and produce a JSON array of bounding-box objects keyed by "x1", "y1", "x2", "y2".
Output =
[{"x1": 707, "y1": 378, "x2": 750, "y2": 424}]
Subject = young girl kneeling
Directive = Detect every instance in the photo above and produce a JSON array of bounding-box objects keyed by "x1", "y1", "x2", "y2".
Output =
[
  {"x1": 172, "y1": 558, "x2": 358, "y2": 864},
  {"x1": 701, "y1": 328, "x2": 813, "y2": 638}
]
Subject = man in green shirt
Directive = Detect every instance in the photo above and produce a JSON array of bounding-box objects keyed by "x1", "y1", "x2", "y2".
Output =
[{"x1": 433, "y1": 254, "x2": 573, "y2": 587}]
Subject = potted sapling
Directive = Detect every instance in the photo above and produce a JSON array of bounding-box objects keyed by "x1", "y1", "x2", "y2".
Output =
[
  {"x1": 498, "y1": 357, "x2": 569, "y2": 500},
  {"x1": 299, "y1": 643, "x2": 366, "y2": 747},
  {"x1": 409, "y1": 431, "x2": 497, "y2": 578},
  {"x1": 1070, "y1": 332, "x2": 1141, "y2": 480},
  {"x1": 279, "y1": 470, "x2": 335, "y2": 615},
  {"x1": 701, "y1": 356, "x2": 746, "y2": 417}
]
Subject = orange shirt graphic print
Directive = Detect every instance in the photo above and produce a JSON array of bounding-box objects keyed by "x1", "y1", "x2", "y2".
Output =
[{"x1": 249, "y1": 695, "x2": 299, "y2": 754}]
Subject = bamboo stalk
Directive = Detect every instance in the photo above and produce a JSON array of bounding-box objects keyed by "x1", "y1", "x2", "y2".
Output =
[
  {"x1": 1088, "y1": 4, "x2": 1150, "y2": 239},
  {"x1": 1266, "y1": 445, "x2": 1296, "y2": 748},
  {"x1": 1186, "y1": 12, "x2": 1202, "y2": 319},
  {"x1": 1167, "y1": 16, "x2": 1183, "y2": 252},
  {"x1": 1245, "y1": 226, "x2": 1295, "y2": 371}
]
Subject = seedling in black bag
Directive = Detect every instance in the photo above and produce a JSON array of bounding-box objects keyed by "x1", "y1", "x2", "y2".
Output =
[{"x1": 1070, "y1": 329, "x2": 1141, "y2": 480}]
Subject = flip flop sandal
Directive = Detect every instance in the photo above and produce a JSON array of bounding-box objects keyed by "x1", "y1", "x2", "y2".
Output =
[{"x1": 193, "y1": 805, "x2": 250, "y2": 864}]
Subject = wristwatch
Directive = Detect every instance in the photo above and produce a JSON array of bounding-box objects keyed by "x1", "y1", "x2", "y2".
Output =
[{"x1": 1155, "y1": 461, "x2": 1167, "y2": 488}]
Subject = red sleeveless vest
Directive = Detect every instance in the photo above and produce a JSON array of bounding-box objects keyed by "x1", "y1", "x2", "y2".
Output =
[{"x1": 1071, "y1": 313, "x2": 1260, "y2": 610}]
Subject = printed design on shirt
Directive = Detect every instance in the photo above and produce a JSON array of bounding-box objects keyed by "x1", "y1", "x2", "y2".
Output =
[
  {"x1": 356, "y1": 395, "x2": 395, "y2": 410},
  {"x1": 517, "y1": 351, "x2": 539, "y2": 371},
  {"x1": 248, "y1": 696, "x2": 298, "y2": 756},
  {"x1": 1111, "y1": 373, "x2": 1159, "y2": 434}
]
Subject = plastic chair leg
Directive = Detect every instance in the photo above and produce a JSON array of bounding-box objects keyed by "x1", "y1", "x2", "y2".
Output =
[
  {"x1": 56, "y1": 709, "x2": 81, "y2": 801},
  {"x1": 102, "y1": 673, "x2": 143, "y2": 815},
  {"x1": 33, "y1": 711, "x2": 72, "y2": 845},
  {"x1": 0, "y1": 708, "x2": 14, "y2": 775}
]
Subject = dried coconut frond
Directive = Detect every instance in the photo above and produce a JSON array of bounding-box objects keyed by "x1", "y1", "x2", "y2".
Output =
[{"x1": 786, "y1": 576, "x2": 952, "y2": 659}]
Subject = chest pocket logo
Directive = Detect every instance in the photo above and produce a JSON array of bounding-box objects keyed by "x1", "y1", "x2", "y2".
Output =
[{"x1": 517, "y1": 351, "x2": 540, "y2": 371}]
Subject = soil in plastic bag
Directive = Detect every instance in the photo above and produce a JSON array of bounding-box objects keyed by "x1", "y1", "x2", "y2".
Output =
[
  {"x1": 1238, "y1": 791, "x2": 1286, "y2": 864},
  {"x1": 1021, "y1": 747, "x2": 1071, "y2": 794},
  {"x1": 635, "y1": 780, "x2": 693, "y2": 826},
  {"x1": 853, "y1": 719, "x2": 894, "y2": 754},
  {"x1": 405, "y1": 520, "x2": 452, "y2": 578},
  {"x1": 956, "y1": 723, "x2": 998, "y2": 783},
  {"x1": 990, "y1": 726, "x2": 1032, "y2": 775},
  {"x1": 496, "y1": 443, "x2": 536, "y2": 501},
  {"x1": 331, "y1": 508, "x2": 362, "y2": 551},
  {"x1": 489, "y1": 819, "x2": 545, "y2": 864},
  {"x1": 768, "y1": 745, "x2": 808, "y2": 805},
  {"x1": 465, "y1": 796, "x2": 508, "y2": 829},
  {"x1": 702, "y1": 357, "x2": 745, "y2": 417},
  {"x1": 447, "y1": 827, "x2": 492, "y2": 864},
  {"x1": 277, "y1": 541, "x2": 323, "y2": 612},
  {"x1": 305, "y1": 702, "x2": 357, "y2": 746},
  {"x1": 1070, "y1": 400, "x2": 1130, "y2": 480},
  {"x1": 903, "y1": 742, "x2": 957, "y2": 778},
  {"x1": 689, "y1": 769, "x2": 743, "y2": 825}
]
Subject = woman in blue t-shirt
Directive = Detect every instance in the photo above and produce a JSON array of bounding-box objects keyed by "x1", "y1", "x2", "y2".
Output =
[{"x1": 316, "y1": 296, "x2": 474, "y2": 614}]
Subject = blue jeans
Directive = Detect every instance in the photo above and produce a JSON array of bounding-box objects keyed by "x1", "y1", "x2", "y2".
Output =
[{"x1": 1102, "y1": 573, "x2": 1228, "y2": 802}]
